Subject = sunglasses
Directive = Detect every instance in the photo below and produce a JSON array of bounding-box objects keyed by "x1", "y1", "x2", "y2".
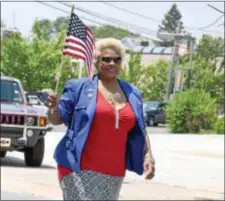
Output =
[{"x1": 100, "y1": 56, "x2": 122, "y2": 64}]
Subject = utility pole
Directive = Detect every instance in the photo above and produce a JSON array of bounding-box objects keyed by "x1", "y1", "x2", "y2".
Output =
[
  {"x1": 165, "y1": 41, "x2": 178, "y2": 100},
  {"x1": 187, "y1": 38, "x2": 195, "y2": 89},
  {"x1": 173, "y1": 22, "x2": 182, "y2": 94},
  {"x1": 157, "y1": 30, "x2": 190, "y2": 101},
  {"x1": 163, "y1": 22, "x2": 181, "y2": 101}
]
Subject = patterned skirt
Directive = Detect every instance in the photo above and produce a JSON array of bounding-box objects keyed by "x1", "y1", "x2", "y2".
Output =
[{"x1": 60, "y1": 170, "x2": 124, "y2": 200}]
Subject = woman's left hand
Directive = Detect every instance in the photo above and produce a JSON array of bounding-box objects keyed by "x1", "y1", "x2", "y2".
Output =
[{"x1": 144, "y1": 158, "x2": 155, "y2": 180}]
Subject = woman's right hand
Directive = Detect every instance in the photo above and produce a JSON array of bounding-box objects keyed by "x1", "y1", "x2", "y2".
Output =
[
  {"x1": 47, "y1": 94, "x2": 59, "y2": 109},
  {"x1": 47, "y1": 94, "x2": 63, "y2": 125}
]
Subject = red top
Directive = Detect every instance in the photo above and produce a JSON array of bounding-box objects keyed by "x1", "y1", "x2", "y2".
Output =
[{"x1": 57, "y1": 90, "x2": 135, "y2": 181}]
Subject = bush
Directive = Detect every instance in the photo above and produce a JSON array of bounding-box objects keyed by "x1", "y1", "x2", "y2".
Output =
[
  {"x1": 213, "y1": 117, "x2": 224, "y2": 134},
  {"x1": 165, "y1": 89, "x2": 217, "y2": 133}
]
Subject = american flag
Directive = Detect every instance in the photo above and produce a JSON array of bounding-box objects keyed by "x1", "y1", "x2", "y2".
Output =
[{"x1": 63, "y1": 13, "x2": 95, "y2": 77}]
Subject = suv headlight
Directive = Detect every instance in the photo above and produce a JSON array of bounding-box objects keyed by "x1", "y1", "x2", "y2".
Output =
[{"x1": 26, "y1": 116, "x2": 35, "y2": 126}]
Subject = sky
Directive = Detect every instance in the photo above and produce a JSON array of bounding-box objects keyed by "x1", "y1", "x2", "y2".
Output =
[{"x1": 1, "y1": 1, "x2": 224, "y2": 40}]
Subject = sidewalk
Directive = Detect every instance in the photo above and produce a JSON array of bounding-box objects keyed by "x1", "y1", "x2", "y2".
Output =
[{"x1": 120, "y1": 179, "x2": 224, "y2": 200}]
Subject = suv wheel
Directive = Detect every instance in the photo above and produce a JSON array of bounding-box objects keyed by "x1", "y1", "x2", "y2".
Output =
[
  {"x1": 24, "y1": 138, "x2": 45, "y2": 167},
  {"x1": 148, "y1": 116, "x2": 158, "y2": 127},
  {"x1": 0, "y1": 151, "x2": 7, "y2": 158}
]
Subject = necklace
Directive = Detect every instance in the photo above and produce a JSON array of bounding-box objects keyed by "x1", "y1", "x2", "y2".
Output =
[
  {"x1": 106, "y1": 91, "x2": 121, "y2": 104},
  {"x1": 104, "y1": 89, "x2": 121, "y2": 130}
]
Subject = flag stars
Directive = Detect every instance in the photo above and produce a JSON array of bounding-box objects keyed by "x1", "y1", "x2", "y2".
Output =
[
  {"x1": 67, "y1": 13, "x2": 87, "y2": 41},
  {"x1": 63, "y1": 13, "x2": 94, "y2": 77}
]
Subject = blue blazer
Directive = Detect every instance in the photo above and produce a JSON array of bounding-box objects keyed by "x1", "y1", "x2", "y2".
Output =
[{"x1": 54, "y1": 74, "x2": 146, "y2": 175}]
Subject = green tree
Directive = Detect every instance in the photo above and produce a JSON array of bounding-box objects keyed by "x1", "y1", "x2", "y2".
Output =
[
  {"x1": 31, "y1": 17, "x2": 138, "y2": 42},
  {"x1": 165, "y1": 89, "x2": 217, "y2": 133},
  {"x1": 196, "y1": 34, "x2": 224, "y2": 61},
  {"x1": 89, "y1": 25, "x2": 131, "y2": 39},
  {"x1": 53, "y1": 16, "x2": 69, "y2": 33},
  {"x1": 213, "y1": 117, "x2": 225, "y2": 134},
  {"x1": 119, "y1": 53, "x2": 168, "y2": 101},
  {"x1": 179, "y1": 34, "x2": 224, "y2": 105},
  {"x1": 2, "y1": 29, "x2": 23, "y2": 40},
  {"x1": 138, "y1": 60, "x2": 169, "y2": 101},
  {"x1": 193, "y1": 57, "x2": 224, "y2": 105},
  {"x1": 195, "y1": 34, "x2": 224, "y2": 72},
  {"x1": 119, "y1": 52, "x2": 143, "y2": 87},
  {"x1": 1, "y1": 30, "x2": 31, "y2": 86},
  {"x1": 126, "y1": 52, "x2": 143, "y2": 86},
  {"x1": 32, "y1": 18, "x2": 134, "y2": 41},
  {"x1": 32, "y1": 18, "x2": 53, "y2": 41},
  {"x1": 1, "y1": 27, "x2": 78, "y2": 93},
  {"x1": 158, "y1": 3, "x2": 185, "y2": 46},
  {"x1": 32, "y1": 16, "x2": 71, "y2": 41},
  {"x1": 179, "y1": 55, "x2": 224, "y2": 106}
]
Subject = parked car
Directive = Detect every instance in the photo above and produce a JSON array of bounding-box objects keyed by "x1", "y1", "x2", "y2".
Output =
[
  {"x1": 0, "y1": 73, "x2": 50, "y2": 166},
  {"x1": 143, "y1": 101, "x2": 167, "y2": 127}
]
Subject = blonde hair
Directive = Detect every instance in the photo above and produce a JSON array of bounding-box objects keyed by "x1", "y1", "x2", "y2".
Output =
[{"x1": 95, "y1": 38, "x2": 125, "y2": 60}]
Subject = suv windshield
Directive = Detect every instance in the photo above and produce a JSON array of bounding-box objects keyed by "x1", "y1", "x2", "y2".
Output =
[
  {"x1": 0, "y1": 80, "x2": 23, "y2": 103},
  {"x1": 143, "y1": 101, "x2": 160, "y2": 111}
]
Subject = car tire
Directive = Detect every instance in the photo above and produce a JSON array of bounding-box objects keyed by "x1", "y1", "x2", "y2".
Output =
[
  {"x1": 0, "y1": 151, "x2": 7, "y2": 158},
  {"x1": 24, "y1": 138, "x2": 45, "y2": 167},
  {"x1": 148, "y1": 116, "x2": 158, "y2": 127},
  {"x1": 154, "y1": 122, "x2": 158, "y2": 127}
]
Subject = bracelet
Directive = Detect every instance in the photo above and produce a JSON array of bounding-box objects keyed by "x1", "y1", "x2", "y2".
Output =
[
  {"x1": 150, "y1": 157, "x2": 156, "y2": 165},
  {"x1": 48, "y1": 107, "x2": 58, "y2": 115},
  {"x1": 145, "y1": 154, "x2": 156, "y2": 165},
  {"x1": 52, "y1": 108, "x2": 58, "y2": 113}
]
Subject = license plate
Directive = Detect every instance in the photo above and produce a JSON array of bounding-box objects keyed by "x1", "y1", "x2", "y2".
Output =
[{"x1": 0, "y1": 138, "x2": 11, "y2": 147}]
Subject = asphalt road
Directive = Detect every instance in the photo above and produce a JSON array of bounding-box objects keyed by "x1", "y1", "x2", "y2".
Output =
[
  {"x1": 1, "y1": 190, "x2": 53, "y2": 200},
  {"x1": 1, "y1": 126, "x2": 224, "y2": 200}
]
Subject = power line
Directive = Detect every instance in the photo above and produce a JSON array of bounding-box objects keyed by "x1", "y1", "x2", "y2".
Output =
[
  {"x1": 58, "y1": 2, "x2": 158, "y2": 35},
  {"x1": 35, "y1": 1, "x2": 105, "y2": 26},
  {"x1": 36, "y1": 1, "x2": 68, "y2": 14},
  {"x1": 99, "y1": 1, "x2": 224, "y2": 34},
  {"x1": 36, "y1": 1, "x2": 223, "y2": 37},
  {"x1": 100, "y1": 1, "x2": 161, "y2": 23},
  {"x1": 186, "y1": 14, "x2": 224, "y2": 30},
  {"x1": 62, "y1": 2, "x2": 158, "y2": 34},
  {"x1": 207, "y1": 4, "x2": 225, "y2": 14},
  {"x1": 34, "y1": 1, "x2": 149, "y2": 39}
]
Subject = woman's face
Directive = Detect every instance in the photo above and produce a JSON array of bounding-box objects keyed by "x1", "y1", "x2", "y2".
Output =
[{"x1": 97, "y1": 48, "x2": 122, "y2": 80}]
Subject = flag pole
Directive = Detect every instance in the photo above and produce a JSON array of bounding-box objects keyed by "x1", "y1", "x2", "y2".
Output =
[
  {"x1": 55, "y1": 58, "x2": 64, "y2": 93},
  {"x1": 54, "y1": 4, "x2": 75, "y2": 93},
  {"x1": 79, "y1": 63, "x2": 83, "y2": 78}
]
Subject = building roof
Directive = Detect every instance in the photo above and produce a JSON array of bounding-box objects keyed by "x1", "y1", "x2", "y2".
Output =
[{"x1": 121, "y1": 37, "x2": 175, "y2": 55}]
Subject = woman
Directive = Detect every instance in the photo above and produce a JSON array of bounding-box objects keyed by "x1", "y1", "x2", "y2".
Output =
[{"x1": 47, "y1": 38, "x2": 155, "y2": 200}]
